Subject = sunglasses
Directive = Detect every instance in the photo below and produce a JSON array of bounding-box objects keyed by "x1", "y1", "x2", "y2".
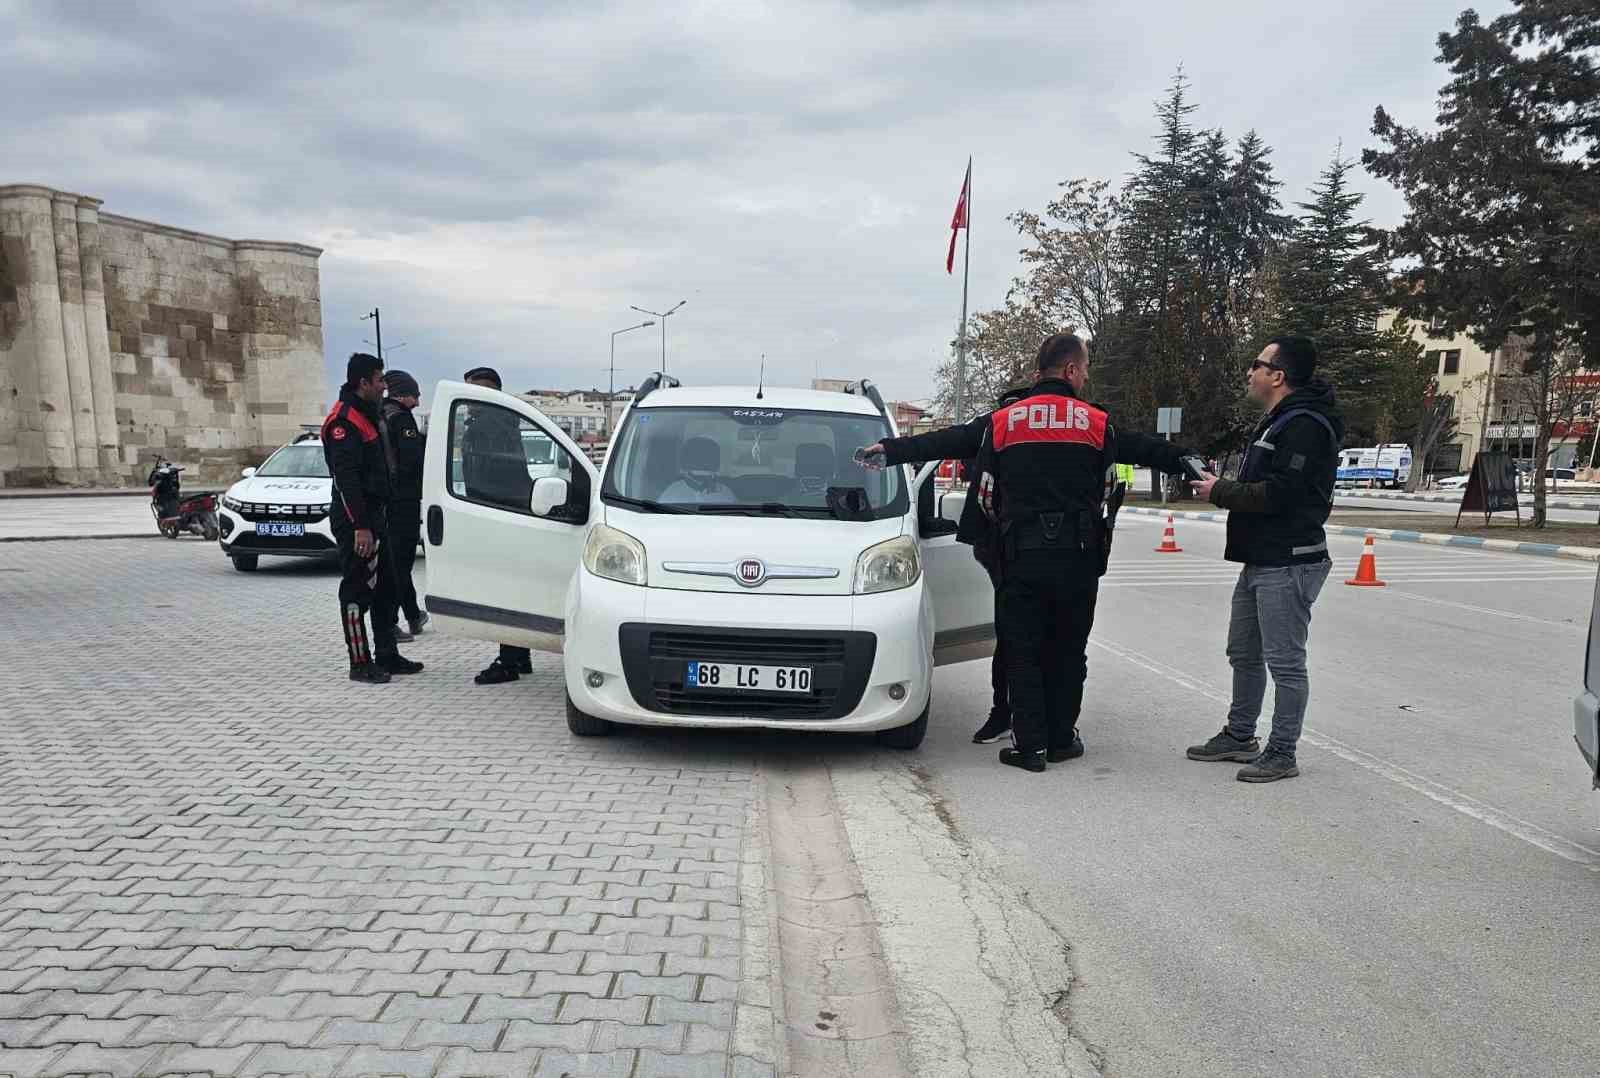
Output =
[{"x1": 1249, "y1": 360, "x2": 1285, "y2": 374}]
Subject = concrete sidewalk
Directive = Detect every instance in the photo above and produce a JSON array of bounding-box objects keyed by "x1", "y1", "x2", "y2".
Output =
[{"x1": 0, "y1": 495, "x2": 157, "y2": 542}]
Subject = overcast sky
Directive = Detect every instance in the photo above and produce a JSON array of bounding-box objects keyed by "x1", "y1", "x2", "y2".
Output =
[{"x1": 1, "y1": 0, "x2": 1508, "y2": 408}]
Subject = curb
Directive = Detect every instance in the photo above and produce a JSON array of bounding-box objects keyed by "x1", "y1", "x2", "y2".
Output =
[
  {"x1": 1335, "y1": 489, "x2": 1600, "y2": 511},
  {"x1": 1121, "y1": 505, "x2": 1600, "y2": 564},
  {"x1": 760, "y1": 756, "x2": 912, "y2": 1077},
  {"x1": 0, "y1": 532, "x2": 159, "y2": 544},
  {"x1": 0, "y1": 488, "x2": 147, "y2": 499}
]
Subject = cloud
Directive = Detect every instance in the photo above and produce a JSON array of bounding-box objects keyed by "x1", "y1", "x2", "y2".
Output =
[{"x1": 0, "y1": 0, "x2": 1505, "y2": 408}]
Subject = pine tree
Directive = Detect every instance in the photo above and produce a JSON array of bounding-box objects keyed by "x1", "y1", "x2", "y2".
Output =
[
  {"x1": 1274, "y1": 151, "x2": 1402, "y2": 442},
  {"x1": 1364, "y1": 2, "x2": 1600, "y2": 525}
]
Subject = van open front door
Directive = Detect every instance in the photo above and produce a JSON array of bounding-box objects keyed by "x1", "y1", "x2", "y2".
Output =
[
  {"x1": 421, "y1": 380, "x2": 599, "y2": 653},
  {"x1": 913, "y1": 460, "x2": 996, "y2": 665}
]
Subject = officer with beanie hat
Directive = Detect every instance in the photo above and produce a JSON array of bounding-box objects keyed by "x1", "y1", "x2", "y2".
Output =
[{"x1": 381, "y1": 369, "x2": 428, "y2": 639}]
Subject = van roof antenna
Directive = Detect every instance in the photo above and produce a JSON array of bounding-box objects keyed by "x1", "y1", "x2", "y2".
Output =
[{"x1": 756, "y1": 354, "x2": 765, "y2": 400}]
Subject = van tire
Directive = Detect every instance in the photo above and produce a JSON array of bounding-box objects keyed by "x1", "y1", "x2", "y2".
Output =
[
  {"x1": 875, "y1": 701, "x2": 929, "y2": 750},
  {"x1": 566, "y1": 692, "x2": 615, "y2": 737},
  {"x1": 231, "y1": 554, "x2": 258, "y2": 572}
]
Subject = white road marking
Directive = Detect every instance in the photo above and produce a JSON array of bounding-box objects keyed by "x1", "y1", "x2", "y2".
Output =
[
  {"x1": 1088, "y1": 636, "x2": 1600, "y2": 873},
  {"x1": 1382, "y1": 589, "x2": 1586, "y2": 629}
]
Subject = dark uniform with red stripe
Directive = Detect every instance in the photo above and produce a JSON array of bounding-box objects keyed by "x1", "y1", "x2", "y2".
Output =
[
  {"x1": 881, "y1": 377, "x2": 1186, "y2": 756},
  {"x1": 322, "y1": 386, "x2": 398, "y2": 668}
]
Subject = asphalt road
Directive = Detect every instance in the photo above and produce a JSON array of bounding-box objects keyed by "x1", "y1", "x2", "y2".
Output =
[{"x1": 906, "y1": 514, "x2": 1599, "y2": 1078}]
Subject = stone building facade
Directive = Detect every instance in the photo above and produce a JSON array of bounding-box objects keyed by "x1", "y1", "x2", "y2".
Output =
[{"x1": 0, "y1": 183, "x2": 325, "y2": 487}]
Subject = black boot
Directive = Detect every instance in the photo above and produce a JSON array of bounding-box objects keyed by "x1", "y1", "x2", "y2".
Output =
[
  {"x1": 1047, "y1": 732, "x2": 1085, "y2": 763},
  {"x1": 971, "y1": 709, "x2": 1012, "y2": 744},
  {"x1": 475, "y1": 657, "x2": 521, "y2": 685},
  {"x1": 998, "y1": 747, "x2": 1046, "y2": 773},
  {"x1": 349, "y1": 663, "x2": 392, "y2": 684},
  {"x1": 376, "y1": 652, "x2": 424, "y2": 675}
]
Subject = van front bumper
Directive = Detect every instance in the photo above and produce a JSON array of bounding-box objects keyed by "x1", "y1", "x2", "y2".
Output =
[{"x1": 562, "y1": 573, "x2": 932, "y2": 733}]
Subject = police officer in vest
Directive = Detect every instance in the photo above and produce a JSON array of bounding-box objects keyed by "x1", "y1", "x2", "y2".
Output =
[
  {"x1": 862, "y1": 333, "x2": 1191, "y2": 772},
  {"x1": 323, "y1": 353, "x2": 423, "y2": 684}
]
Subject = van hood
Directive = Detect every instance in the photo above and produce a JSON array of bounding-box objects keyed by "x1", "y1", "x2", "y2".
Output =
[{"x1": 604, "y1": 505, "x2": 906, "y2": 596}]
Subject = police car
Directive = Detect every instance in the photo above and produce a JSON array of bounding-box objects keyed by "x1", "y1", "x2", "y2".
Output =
[
  {"x1": 217, "y1": 433, "x2": 336, "y2": 571},
  {"x1": 421, "y1": 374, "x2": 996, "y2": 748}
]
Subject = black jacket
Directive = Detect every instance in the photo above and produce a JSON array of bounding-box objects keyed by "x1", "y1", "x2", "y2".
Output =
[
  {"x1": 322, "y1": 387, "x2": 391, "y2": 531},
  {"x1": 461, "y1": 403, "x2": 532, "y2": 511},
  {"x1": 382, "y1": 399, "x2": 426, "y2": 502},
  {"x1": 882, "y1": 378, "x2": 1188, "y2": 535},
  {"x1": 1208, "y1": 380, "x2": 1345, "y2": 566}
]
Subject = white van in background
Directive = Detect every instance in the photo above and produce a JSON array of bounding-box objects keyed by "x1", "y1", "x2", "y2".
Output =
[{"x1": 1335, "y1": 444, "x2": 1412, "y2": 489}]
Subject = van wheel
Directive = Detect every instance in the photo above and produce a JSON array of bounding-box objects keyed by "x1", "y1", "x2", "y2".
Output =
[
  {"x1": 566, "y1": 691, "x2": 615, "y2": 737},
  {"x1": 231, "y1": 554, "x2": 258, "y2": 572},
  {"x1": 875, "y1": 701, "x2": 929, "y2": 750}
]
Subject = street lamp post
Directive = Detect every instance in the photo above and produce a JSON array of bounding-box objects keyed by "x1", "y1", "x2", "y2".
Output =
[
  {"x1": 629, "y1": 300, "x2": 687, "y2": 373},
  {"x1": 610, "y1": 320, "x2": 655, "y2": 436},
  {"x1": 359, "y1": 308, "x2": 383, "y2": 359}
]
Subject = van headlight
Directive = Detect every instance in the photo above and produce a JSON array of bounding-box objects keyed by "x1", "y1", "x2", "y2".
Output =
[
  {"x1": 583, "y1": 524, "x2": 647, "y2": 586},
  {"x1": 853, "y1": 536, "x2": 920, "y2": 594}
]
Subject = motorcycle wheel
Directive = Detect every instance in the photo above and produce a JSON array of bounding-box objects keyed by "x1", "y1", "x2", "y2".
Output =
[{"x1": 201, "y1": 514, "x2": 220, "y2": 542}]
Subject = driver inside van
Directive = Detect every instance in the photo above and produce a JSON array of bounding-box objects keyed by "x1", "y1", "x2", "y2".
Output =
[{"x1": 660, "y1": 436, "x2": 735, "y2": 504}]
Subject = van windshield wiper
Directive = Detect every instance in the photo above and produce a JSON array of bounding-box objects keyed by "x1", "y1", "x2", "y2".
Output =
[
  {"x1": 694, "y1": 503, "x2": 837, "y2": 518},
  {"x1": 603, "y1": 494, "x2": 690, "y2": 514}
]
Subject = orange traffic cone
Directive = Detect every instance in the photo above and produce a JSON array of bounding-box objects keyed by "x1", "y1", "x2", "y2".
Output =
[
  {"x1": 1345, "y1": 535, "x2": 1386, "y2": 587},
  {"x1": 1154, "y1": 514, "x2": 1183, "y2": 553}
]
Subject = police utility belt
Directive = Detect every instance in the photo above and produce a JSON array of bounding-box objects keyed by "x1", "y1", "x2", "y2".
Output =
[{"x1": 1002, "y1": 510, "x2": 1105, "y2": 558}]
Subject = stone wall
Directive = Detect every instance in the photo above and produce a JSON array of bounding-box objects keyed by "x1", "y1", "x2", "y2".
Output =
[{"x1": 0, "y1": 184, "x2": 324, "y2": 487}]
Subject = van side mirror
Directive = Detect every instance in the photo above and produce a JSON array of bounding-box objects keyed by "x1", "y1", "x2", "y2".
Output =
[
  {"x1": 530, "y1": 477, "x2": 569, "y2": 517},
  {"x1": 241, "y1": 467, "x2": 256, "y2": 478}
]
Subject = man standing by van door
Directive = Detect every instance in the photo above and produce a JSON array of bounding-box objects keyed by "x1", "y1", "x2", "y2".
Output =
[
  {"x1": 1188, "y1": 336, "x2": 1344, "y2": 782},
  {"x1": 864, "y1": 334, "x2": 1192, "y2": 772},
  {"x1": 381, "y1": 370, "x2": 428, "y2": 640},
  {"x1": 460, "y1": 366, "x2": 537, "y2": 685}
]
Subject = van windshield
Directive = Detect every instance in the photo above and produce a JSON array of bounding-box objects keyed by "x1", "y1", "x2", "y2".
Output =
[{"x1": 602, "y1": 406, "x2": 907, "y2": 520}]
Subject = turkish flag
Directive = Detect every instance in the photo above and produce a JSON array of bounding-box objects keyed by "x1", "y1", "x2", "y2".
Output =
[{"x1": 946, "y1": 159, "x2": 970, "y2": 274}]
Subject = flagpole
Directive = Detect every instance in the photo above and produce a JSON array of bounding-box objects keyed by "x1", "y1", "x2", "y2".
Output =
[{"x1": 955, "y1": 157, "x2": 971, "y2": 421}]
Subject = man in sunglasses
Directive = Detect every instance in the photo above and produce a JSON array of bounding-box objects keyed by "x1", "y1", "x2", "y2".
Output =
[{"x1": 1189, "y1": 336, "x2": 1344, "y2": 782}]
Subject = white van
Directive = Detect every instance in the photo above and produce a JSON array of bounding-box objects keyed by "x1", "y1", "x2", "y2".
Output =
[
  {"x1": 1335, "y1": 444, "x2": 1412, "y2": 489},
  {"x1": 420, "y1": 375, "x2": 995, "y2": 749}
]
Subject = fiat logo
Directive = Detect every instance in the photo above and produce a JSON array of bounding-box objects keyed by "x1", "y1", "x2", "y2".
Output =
[{"x1": 736, "y1": 559, "x2": 766, "y2": 587}]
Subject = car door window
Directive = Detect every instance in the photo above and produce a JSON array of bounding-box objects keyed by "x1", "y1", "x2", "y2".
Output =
[{"x1": 450, "y1": 400, "x2": 587, "y2": 522}]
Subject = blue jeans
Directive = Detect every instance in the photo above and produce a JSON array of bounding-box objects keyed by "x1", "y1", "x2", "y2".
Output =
[{"x1": 1224, "y1": 561, "x2": 1330, "y2": 757}]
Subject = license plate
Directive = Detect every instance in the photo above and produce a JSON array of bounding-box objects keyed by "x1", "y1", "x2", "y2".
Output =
[
  {"x1": 258, "y1": 521, "x2": 305, "y2": 537},
  {"x1": 685, "y1": 661, "x2": 812, "y2": 694}
]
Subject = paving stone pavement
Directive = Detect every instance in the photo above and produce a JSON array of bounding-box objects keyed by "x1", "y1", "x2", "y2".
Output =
[{"x1": 0, "y1": 540, "x2": 777, "y2": 1078}]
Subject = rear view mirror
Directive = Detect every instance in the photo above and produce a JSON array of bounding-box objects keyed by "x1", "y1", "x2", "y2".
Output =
[
  {"x1": 530, "y1": 477, "x2": 569, "y2": 517},
  {"x1": 241, "y1": 467, "x2": 256, "y2": 478}
]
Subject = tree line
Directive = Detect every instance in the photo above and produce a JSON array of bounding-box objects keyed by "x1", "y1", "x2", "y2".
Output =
[{"x1": 939, "y1": 1, "x2": 1597, "y2": 524}]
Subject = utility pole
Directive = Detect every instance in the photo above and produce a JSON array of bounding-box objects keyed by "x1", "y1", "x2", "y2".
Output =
[
  {"x1": 630, "y1": 300, "x2": 687, "y2": 373},
  {"x1": 610, "y1": 320, "x2": 654, "y2": 434},
  {"x1": 359, "y1": 308, "x2": 383, "y2": 360}
]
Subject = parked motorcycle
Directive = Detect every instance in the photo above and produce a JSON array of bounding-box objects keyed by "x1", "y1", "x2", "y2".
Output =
[{"x1": 148, "y1": 457, "x2": 220, "y2": 540}]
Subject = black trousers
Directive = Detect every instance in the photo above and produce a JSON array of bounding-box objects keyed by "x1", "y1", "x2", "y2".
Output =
[
  {"x1": 996, "y1": 549, "x2": 1100, "y2": 753},
  {"x1": 387, "y1": 499, "x2": 422, "y2": 623},
  {"x1": 982, "y1": 558, "x2": 1008, "y2": 718},
  {"x1": 333, "y1": 510, "x2": 398, "y2": 666}
]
